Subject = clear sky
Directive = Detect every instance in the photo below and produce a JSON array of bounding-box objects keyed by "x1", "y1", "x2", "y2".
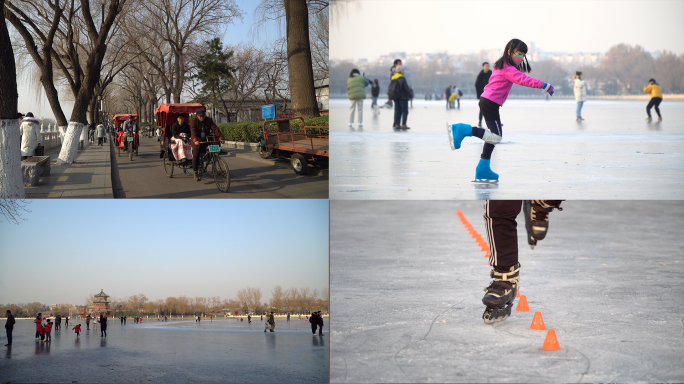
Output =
[
  {"x1": 0, "y1": 199, "x2": 328, "y2": 306},
  {"x1": 14, "y1": 0, "x2": 281, "y2": 120},
  {"x1": 331, "y1": 0, "x2": 684, "y2": 61}
]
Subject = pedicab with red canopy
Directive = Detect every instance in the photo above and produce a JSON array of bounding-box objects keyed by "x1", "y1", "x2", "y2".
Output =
[
  {"x1": 113, "y1": 114, "x2": 139, "y2": 161},
  {"x1": 155, "y1": 103, "x2": 230, "y2": 192}
]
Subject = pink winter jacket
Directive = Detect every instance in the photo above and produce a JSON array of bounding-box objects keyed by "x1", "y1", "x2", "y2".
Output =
[{"x1": 480, "y1": 62, "x2": 544, "y2": 106}]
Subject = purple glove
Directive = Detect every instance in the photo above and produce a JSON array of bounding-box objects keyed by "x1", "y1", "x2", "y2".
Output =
[{"x1": 541, "y1": 82, "x2": 554, "y2": 96}]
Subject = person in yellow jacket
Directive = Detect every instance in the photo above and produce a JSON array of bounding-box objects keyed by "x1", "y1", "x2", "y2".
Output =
[{"x1": 643, "y1": 78, "x2": 663, "y2": 122}]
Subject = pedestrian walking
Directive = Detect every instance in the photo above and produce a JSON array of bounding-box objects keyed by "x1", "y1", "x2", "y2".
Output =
[
  {"x1": 96, "y1": 124, "x2": 106, "y2": 145},
  {"x1": 19, "y1": 113, "x2": 41, "y2": 160},
  {"x1": 64, "y1": 316, "x2": 69, "y2": 327},
  {"x1": 5, "y1": 310, "x2": 15, "y2": 346},
  {"x1": 452, "y1": 86, "x2": 461, "y2": 109},
  {"x1": 371, "y1": 79, "x2": 380, "y2": 114},
  {"x1": 447, "y1": 38, "x2": 556, "y2": 183},
  {"x1": 268, "y1": 312, "x2": 275, "y2": 332},
  {"x1": 73, "y1": 324, "x2": 81, "y2": 337},
  {"x1": 100, "y1": 315, "x2": 107, "y2": 337},
  {"x1": 38, "y1": 316, "x2": 46, "y2": 342},
  {"x1": 643, "y1": 78, "x2": 663, "y2": 122},
  {"x1": 55, "y1": 314, "x2": 61, "y2": 331},
  {"x1": 248, "y1": 314, "x2": 251, "y2": 323},
  {"x1": 88, "y1": 123, "x2": 95, "y2": 143},
  {"x1": 347, "y1": 69, "x2": 370, "y2": 129},
  {"x1": 287, "y1": 313, "x2": 290, "y2": 323},
  {"x1": 390, "y1": 65, "x2": 411, "y2": 129},
  {"x1": 120, "y1": 316, "x2": 123, "y2": 324},
  {"x1": 475, "y1": 62, "x2": 493, "y2": 127},
  {"x1": 86, "y1": 314, "x2": 91, "y2": 330},
  {"x1": 45, "y1": 320, "x2": 53, "y2": 342},
  {"x1": 573, "y1": 71, "x2": 588, "y2": 121}
]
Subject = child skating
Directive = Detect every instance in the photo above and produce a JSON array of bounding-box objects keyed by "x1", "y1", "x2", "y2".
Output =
[
  {"x1": 481, "y1": 200, "x2": 563, "y2": 323},
  {"x1": 45, "y1": 320, "x2": 53, "y2": 342},
  {"x1": 73, "y1": 324, "x2": 82, "y2": 337},
  {"x1": 446, "y1": 38, "x2": 556, "y2": 183}
]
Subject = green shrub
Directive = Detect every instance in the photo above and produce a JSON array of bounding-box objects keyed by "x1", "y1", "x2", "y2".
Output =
[
  {"x1": 217, "y1": 115, "x2": 329, "y2": 142},
  {"x1": 140, "y1": 121, "x2": 152, "y2": 127}
]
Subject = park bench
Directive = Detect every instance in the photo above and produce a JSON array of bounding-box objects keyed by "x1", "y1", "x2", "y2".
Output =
[{"x1": 21, "y1": 156, "x2": 51, "y2": 187}]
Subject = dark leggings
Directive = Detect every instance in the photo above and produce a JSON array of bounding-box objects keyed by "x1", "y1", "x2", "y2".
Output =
[
  {"x1": 646, "y1": 97, "x2": 662, "y2": 117},
  {"x1": 472, "y1": 97, "x2": 503, "y2": 160}
]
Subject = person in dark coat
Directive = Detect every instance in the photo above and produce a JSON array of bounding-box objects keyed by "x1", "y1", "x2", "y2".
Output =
[
  {"x1": 474, "y1": 62, "x2": 492, "y2": 127},
  {"x1": 316, "y1": 311, "x2": 324, "y2": 336},
  {"x1": 55, "y1": 314, "x2": 61, "y2": 331},
  {"x1": 309, "y1": 312, "x2": 318, "y2": 335},
  {"x1": 5, "y1": 310, "x2": 15, "y2": 346},
  {"x1": 371, "y1": 79, "x2": 380, "y2": 114},
  {"x1": 392, "y1": 66, "x2": 412, "y2": 129},
  {"x1": 445, "y1": 86, "x2": 452, "y2": 109},
  {"x1": 100, "y1": 315, "x2": 107, "y2": 337},
  {"x1": 189, "y1": 110, "x2": 224, "y2": 181},
  {"x1": 64, "y1": 316, "x2": 68, "y2": 327}
]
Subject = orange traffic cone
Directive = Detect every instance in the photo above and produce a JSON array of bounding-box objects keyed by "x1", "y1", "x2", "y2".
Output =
[
  {"x1": 530, "y1": 312, "x2": 545, "y2": 330},
  {"x1": 516, "y1": 289, "x2": 520, "y2": 297},
  {"x1": 542, "y1": 329, "x2": 561, "y2": 350},
  {"x1": 515, "y1": 295, "x2": 530, "y2": 312}
]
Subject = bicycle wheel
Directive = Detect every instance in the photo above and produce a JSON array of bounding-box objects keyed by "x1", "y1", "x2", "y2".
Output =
[
  {"x1": 212, "y1": 156, "x2": 230, "y2": 193},
  {"x1": 163, "y1": 151, "x2": 174, "y2": 178},
  {"x1": 129, "y1": 141, "x2": 134, "y2": 161}
]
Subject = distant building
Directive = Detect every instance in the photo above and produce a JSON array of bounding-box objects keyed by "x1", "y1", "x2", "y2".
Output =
[{"x1": 86, "y1": 289, "x2": 111, "y2": 317}]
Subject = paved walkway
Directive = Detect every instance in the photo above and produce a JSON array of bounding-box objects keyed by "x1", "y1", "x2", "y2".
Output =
[{"x1": 24, "y1": 137, "x2": 112, "y2": 199}]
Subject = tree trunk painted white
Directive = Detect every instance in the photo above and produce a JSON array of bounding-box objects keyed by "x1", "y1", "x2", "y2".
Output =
[
  {"x1": 0, "y1": 119, "x2": 26, "y2": 198},
  {"x1": 80, "y1": 123, "x2": 89, "y2": 148},
  {"x1": 59, "y1": 125, "x2": 67, "y2": 145},
  {"x1": 56, "y1": 122, "x2": 83, "y2": 164}
]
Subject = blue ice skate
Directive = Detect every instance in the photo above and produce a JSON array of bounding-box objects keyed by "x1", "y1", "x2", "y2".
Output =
[
  {"x1": 473, "y1": 158, "x2": 499, "y2": 184},
  {"x1": 446, "y1": 123, "x2": 472, "y2": 150}
]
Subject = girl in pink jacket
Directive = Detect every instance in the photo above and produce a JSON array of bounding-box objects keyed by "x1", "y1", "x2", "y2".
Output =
[{"x1": 447, "y1": 39, "x2": 555, "y2": 183}]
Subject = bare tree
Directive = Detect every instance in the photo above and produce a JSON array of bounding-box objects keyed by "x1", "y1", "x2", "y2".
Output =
[
  {"x1": 270, "y1": 285, "x2": 284, "y2": 312},
  {"x1": 128, "y1": 0, "x2": 243, "y2": 104},
  {"x1": 0, "y1": 199, "x2": 30, "y2": 224}
]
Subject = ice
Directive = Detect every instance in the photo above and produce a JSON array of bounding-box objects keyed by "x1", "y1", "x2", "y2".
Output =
[
  {"x1": 0, "y1": 318, "x2": 328, "y2": 383},
  {"x1": 330, "y1": 200, "x2": 684, "y2": 383},
  {"x1": 330, "y1": 98, "x2": 684, "y2": 199}
]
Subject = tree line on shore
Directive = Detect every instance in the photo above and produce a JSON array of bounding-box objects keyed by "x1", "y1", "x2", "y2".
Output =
[
  {"x1": 1, "y1": 285, "x2": 329, "y2": 318},
  {"x1": 330, "y1": 43, "x2": 684, "y2": 97}
]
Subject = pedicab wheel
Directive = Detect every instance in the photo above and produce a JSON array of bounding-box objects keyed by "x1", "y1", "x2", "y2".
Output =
[
  {"x1": 259, "y1": 146, "x2": 272, "y2": 159},
  {"x1": 291, "y1": 153, "x2": 308, "y2": 175},
  {"x1": 212, "y1": 156, "x2": 230, "y2": 193},
  {"x1": 129, "y1": 142, "x2": 134, "y2": 161},
  {"x1": 163, "y1": 151, "x2": 174, "y2": 178}
]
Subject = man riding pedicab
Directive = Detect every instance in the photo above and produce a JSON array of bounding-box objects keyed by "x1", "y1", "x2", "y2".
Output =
[
  {"x1": 189, "y1": 110, "x2": 224, "y2": 181},
  {"x1": 122, "y1": 115, "x2": 139, "y2": 153}
]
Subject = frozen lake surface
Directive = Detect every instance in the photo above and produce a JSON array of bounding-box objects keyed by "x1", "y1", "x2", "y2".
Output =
[
  {"x1": 330, "y1": 98, "x2": 684, "y2": 199},
  {"x1": 330, "y1": 200, "x2": 684, "y2": 383},
  {"x1": 0, "y1": 318, "x2": 328, "y2": 383}
]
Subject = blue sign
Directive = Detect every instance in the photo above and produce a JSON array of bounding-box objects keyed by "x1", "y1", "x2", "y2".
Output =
[{"x1": 262, "y1": 104, "x2": 275, "y2": 119}]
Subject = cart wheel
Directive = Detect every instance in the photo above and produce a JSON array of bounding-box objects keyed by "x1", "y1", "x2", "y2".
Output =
[
  {"x1": 129, "y1": 142, "x2": 134, "y2": 161},
  {"x1": 259, "y1": 146, "x2": 272, "y2": 159},
  {"x1": 291, "y1": 153, "x2": 308, "y2": 175},
  {"x1": 212, "y1": 157, "x2": 230, "y2": 193},
  {"x1": 163, "y1": 151, "x2": 174, "y2": 178}
]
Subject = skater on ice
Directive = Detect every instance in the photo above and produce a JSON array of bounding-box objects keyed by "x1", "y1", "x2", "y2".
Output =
[
  {"x1": 643, "y1": 78, "x2": 663, "y2": 122},
  {"x1": 573, "y1": 71, "x2": 588, "y2": 121},
  {"x1": 446, "y1": 38, "x2": 556, "y2": 183},
  {"x1": 347, "y1": 68, "x2": 371, "y2": 129},
  {"x1": 371, "y1": 79, "x2": 380, "y2": 115},
  {"x1": 481, "y1": 200, "x2": 563, "y2": 324}
]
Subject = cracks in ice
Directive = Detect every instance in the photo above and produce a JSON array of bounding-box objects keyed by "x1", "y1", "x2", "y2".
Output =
[
  {"x1": 422, "y1": 299, "x2": 464, "y2": 341},
  {"x1": 567, "y1": 346, "x2": 592, "y2": 383}
]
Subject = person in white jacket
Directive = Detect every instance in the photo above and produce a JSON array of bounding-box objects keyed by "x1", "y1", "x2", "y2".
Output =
[
  {"x1": 20, "y1": 112, "x2": 41, "y2": 159},
  {"x1": 573, "y1": 71, "x2": 588, "y2": 121}
]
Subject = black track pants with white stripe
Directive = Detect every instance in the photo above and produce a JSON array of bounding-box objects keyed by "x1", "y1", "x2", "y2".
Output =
[{"x1": 483, "y1": 200, "x2": 522, "y2": 267}]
